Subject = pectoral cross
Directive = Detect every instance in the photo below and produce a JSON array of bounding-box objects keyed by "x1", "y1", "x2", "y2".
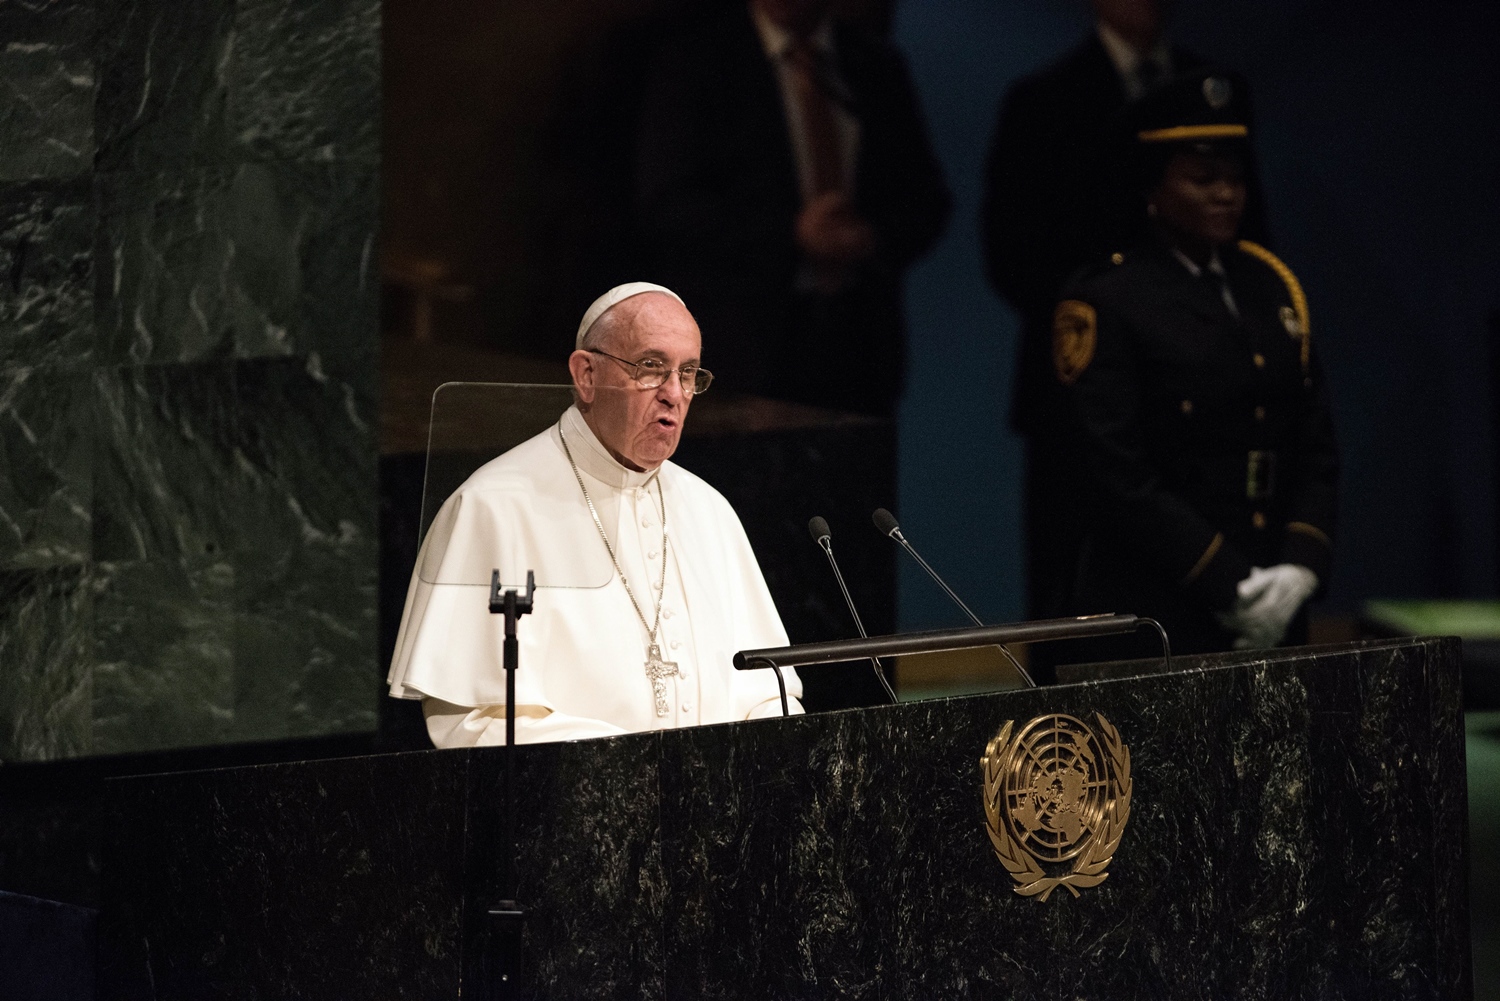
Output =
[{"x1": 645, "y1": 643, "x2": 680, "y2": 717}]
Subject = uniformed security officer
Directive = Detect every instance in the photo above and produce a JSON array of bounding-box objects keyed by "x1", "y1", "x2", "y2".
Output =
[{"x1": 1050, "y1": 69, "x2": 1338, "y2": 656}]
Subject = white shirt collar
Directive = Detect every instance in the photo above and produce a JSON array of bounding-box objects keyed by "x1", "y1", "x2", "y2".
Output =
[
  {"x1": 751, "y1": 2, "x2": 835, "y2": 60},
  {"x1": 1170, "y1": 246, "x2": 1227, "y2": 278},
  {"x1": 559, "y1": 405, "x2": 661, "y2": 491},
  {"x1": 1096, "y1": 21, "x2": 1171, "y2": 82}
]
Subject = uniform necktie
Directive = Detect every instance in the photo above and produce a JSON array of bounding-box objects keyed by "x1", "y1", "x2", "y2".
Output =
[
  {"x1": 784, "y1": 37, "x2": 845, "y2": 199},
  {"x1": 1206, "y1": 268, "x2": 1241, "y2": 320}
]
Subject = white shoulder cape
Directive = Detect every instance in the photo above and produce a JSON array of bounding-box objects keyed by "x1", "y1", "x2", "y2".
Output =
[{"x1": 387, "y1": 410, "x2": 800, "y2": 734}]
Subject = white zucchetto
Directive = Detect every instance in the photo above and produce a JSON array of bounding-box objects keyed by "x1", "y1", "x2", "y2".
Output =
[{"x1": 576, "y1": 282, "x2": 685, "y2": 348}]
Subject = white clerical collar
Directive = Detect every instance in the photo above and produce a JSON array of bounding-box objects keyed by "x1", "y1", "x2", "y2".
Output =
[
  {"x1": 559, "y1": 405, "x2": 661, "y2": 491},
  {"x1": 1097, "y1": 21, "x2": 1171, "y2": 86},
  {"x1": 751, "y1": 2, "x2": 835, "y2": 60}
]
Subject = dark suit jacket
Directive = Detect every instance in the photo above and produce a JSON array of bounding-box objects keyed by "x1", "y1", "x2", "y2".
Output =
[
  {"x1": 634, "y1": 6, "x2": 950, "y2": 415},
  {"x1": 1054, "y1": 239, "x2": 1338, "y2": 654}
]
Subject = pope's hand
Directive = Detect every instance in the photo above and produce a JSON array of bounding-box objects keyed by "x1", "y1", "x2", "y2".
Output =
[{"x1": 1214, "y1": 563, "x2": 1319, "y2": 650}]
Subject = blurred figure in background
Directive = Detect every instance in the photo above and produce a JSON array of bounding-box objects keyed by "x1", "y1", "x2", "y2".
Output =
[
  {"x1": 634, "y1": 0, "x2": 950, "y2": 417},
  {"x1": 1051, "y1": 70, "x2": 1337, "y2": 656},
  {"x1": 985, "y1": 0, "x2": 1195, "y2": 330},
  {"x1": 981, "y1": 0, "x2": 1269, "y2": 634}
]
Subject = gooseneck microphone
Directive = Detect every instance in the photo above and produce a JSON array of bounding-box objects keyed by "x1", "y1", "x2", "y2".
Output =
[
  {"x1": 872, "y1": 508, "x2": 984, "y2": 627},
  {"x1": 871, "y1": 508, "x2": 1037, "y2": 688},
  {"x1": 808, "y1": 516, "x2": 898, "y2": 703}
]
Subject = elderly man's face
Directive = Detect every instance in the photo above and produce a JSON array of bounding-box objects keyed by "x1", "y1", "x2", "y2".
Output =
[{"x1": 568, "y1": 294, "x2": 701, "y2": 471}]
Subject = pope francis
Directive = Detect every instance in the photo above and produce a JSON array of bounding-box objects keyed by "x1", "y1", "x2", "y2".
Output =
[{"x1": 387, "y1": 282, "x2": 804, "y2": 746}]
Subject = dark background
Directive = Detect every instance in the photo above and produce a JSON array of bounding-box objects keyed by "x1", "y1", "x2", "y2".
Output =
[
  {"x1": 893, "y1": 0, "x2": 1500, "y2": 628},
  {"x1": 380, "y1": 0, "x2": 1500, "y2": 632}
]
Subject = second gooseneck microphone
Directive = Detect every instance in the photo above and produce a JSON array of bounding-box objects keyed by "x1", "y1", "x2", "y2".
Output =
[
  {"x1": 808, "y1": 517, "x2": 898, "y2": 703},
  {"x1": 872, "y1": 508, "x2": 985, "y2": 628},
  {"x1": 871, "y1": 508, "x2": 1037, "y2": 688}
]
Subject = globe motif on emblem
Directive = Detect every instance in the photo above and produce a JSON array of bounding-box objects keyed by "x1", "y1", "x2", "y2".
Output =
[{"x1": 999, "y1": 714, "x2": 1110, "y2": 862}]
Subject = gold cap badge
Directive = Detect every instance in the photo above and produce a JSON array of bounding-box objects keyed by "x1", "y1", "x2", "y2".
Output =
[{"x1": 1203, "y1": 76, "x2": 1233, "y2": 109}]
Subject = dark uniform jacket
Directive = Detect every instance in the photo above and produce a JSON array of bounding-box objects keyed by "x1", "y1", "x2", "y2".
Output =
[
  {"x1": 634, "y1": 6, "x2": 950, "y2": 415},
  {"x1": 981, "y1": 37, "x2": 1231, "y2": 627},
  {"x1": 1053, "y1": 238, "x2": 1338, "y2": 654},
  {"x1": 981, "y1": 37, "x2": 1273, "y2": 436}
]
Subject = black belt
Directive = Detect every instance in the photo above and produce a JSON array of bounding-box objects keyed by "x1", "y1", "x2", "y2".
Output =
[{"x1": 1181, "y1": 451, "x2": 1279, "y2": 501}]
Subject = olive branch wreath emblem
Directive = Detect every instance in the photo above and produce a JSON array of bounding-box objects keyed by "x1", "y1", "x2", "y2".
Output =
[{"x1": 980, "y1": 713, "x2": 1132, "y2": 902}]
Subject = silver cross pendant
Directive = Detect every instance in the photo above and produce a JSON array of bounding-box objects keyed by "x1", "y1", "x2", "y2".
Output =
[{"x1": 644, "y1": 643, "x2": 680, "y2": 717}]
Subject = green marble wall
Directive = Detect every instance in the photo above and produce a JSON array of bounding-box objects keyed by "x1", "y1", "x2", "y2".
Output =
[{"x1": 0, "y1": 0, "x2": 380, "y2": 760}]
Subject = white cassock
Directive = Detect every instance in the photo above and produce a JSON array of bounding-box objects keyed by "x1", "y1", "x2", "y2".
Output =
[{"x1": 388, "y1": 405, "x2": 803, "y2": 745}]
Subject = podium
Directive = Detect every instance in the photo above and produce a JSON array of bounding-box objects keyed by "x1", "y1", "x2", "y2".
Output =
[{"x1": 97, "y1": 637, "x2": 1470, "y2": 999}]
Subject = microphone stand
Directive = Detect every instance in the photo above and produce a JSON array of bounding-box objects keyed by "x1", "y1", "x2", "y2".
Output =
[
  {"x1": 809, "y1": 518, "x2": 898, "y2": 704},
  {"x1": 874, "y1": 509, "x2": 1038, "y2": 688},
  {"x1": 487, "y1": 569, "x2": 534, "y2": 1001},
  {"x1": 894, "y1": 534, "x2": 985, "y2": 630}
]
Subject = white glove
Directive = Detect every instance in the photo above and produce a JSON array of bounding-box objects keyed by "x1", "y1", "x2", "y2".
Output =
[{"x1": 1214, "y1": 563, "x2": 1319, "y2": 650}]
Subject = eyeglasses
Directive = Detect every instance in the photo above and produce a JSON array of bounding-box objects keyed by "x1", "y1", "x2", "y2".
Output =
[{"x1": 589, "y1": 350, "x2": 714, "y2": 396}]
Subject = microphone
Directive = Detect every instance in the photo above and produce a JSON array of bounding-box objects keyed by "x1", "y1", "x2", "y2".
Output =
[
  {"x1": 871, "y1": 508, "x2": 1036, "y2": 688},
  {"x1": 808, "y1": 515, "x2": 832, "y2": 548},
  {"x1": 807, "y1": 516, "x2": 897, "y2": 703}
]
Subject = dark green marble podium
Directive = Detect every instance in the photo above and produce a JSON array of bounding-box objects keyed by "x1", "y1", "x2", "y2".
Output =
[{"x1": 97, "y1": 638, "x2": 1470, "y2": 999}]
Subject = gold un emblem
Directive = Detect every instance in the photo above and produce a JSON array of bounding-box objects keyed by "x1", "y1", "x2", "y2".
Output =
[{"x1": 980, "y1": 713, "x2": 1132, "y2": 901}]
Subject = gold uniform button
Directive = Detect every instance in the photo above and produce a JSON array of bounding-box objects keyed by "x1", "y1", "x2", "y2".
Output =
[
  {"x1": 1252, "y1": 512, "x2": 1267, "y2": 530},
  {"x1": 1254, "y1": 406, "x2": 1266, "y2": 421},
  {"x1": 1180, "y1": 399, "x2": 1193, "y2": 415},
  {"x1": 1253, "y1": 353, "x2": 1266, "y2": 369},
  {"x1": 1110, "y1": 252, "x2": 1124, "y2": 265}
]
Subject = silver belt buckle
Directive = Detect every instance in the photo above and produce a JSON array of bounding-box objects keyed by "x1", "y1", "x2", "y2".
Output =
[{"x1": 1246, "y1": 450, "x2": 1276, "y2": 500}]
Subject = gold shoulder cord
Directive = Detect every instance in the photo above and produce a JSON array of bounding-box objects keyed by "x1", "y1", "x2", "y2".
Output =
[{"x1": 1237, "y1": 239, "x2": 1310, "y2": 373}]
